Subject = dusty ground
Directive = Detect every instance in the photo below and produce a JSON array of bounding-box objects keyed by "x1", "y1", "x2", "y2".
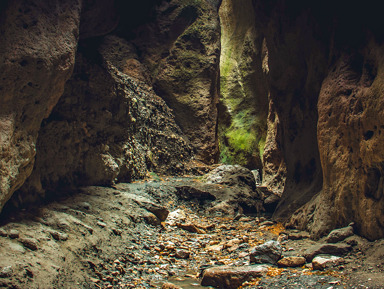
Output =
[{"x1": 0, "y1": 176, "x2": 383, "y2": 289}]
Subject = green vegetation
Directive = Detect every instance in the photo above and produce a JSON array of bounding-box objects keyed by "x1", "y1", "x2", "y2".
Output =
[
  {"x1": 219, "y1": 31, "x2": 267, "y2": 168},
  {"x1": 219, "y1": 107, "x2": 266, "y2": 167}
]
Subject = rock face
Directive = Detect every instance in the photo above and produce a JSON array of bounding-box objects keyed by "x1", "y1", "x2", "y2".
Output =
[
  {"x1": 0, "y1": 0, "x2": 82, "y2": 211},
  {"x1": 218, "y1": 0, "x2": 269, "y2": 168},
  {"x1": 16, "y1": 36, "x2": 193, "y2": 203},
  {"x1": 1, "y1": 0, "x2": 221, "y2": 210},
  {"x1": 131, "y1": 0, "x2": 221, "y2": 163},
  {"x1": 1, "y1": 0, "x2": 384, "y2": 244},
  {"x1": 290, "y1": 46, "x2": 384, "y2": 240},
  {"x1": 246, "y1": 1, "x2": 384, "y2": 240}
]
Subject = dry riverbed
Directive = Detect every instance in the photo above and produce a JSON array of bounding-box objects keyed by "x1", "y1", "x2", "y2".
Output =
[{"x1": 0, "y1": 175, "x2": 383, "y2": 289}]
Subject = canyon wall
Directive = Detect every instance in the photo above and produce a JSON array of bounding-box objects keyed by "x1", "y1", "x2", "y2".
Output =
[
  {"x1": 0, "y1": 0, "x2": 82, "y2": 211},
  {"x1": 252, "y1": 1, "x2": 384, "y2": 240},
  {"x1": 1, "y1": 0, "x2": 384, "y2": 241},
  {"x1": 0, "y1": 0, "x2": 221, "y2": 211},
  {"x1": 218, "y1": 0, "x2": 268, "y2": 169},
  {"x1": 219, "y1": 0, "x2": 384, "y2": 240}
]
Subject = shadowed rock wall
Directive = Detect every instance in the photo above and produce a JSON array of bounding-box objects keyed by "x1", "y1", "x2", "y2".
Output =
[
  {"x1": 252, "y1": 0, "x2": 384, "y2": 240},
  {"x1": 130, "y1": 0, "x2": 221, "y2": 163},
  {"x1": 0, "y1": 0, "x2": 221, "y2": 211}
]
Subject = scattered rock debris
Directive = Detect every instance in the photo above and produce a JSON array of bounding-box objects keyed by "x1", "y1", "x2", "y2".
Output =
[{"x1": 0, "y1": 176, "x2": 383, "y2": 288}]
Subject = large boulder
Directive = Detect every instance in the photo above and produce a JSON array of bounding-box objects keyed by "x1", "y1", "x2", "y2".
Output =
[{"x1": 204, "y1": 165, "x2": 257, "y2": 189}]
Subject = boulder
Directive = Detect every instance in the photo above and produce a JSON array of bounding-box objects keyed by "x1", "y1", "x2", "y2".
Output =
[
  {"x1": 249, "y1": 240, "x2": 282, "y2": 264},
  {"x1": 277, "y1": 256, "x2": 306, "y2": 268},
  {"x1": 205, "y1": 165, "x2": 256, "y2": 189},
  {"x1": 312, "y1": 255, "x2": 344, "y2": 270},
  {"x1": 201, "y1": 265, "x2": 268, "y2": 289},
  {"x1": 304, "y1": 243, "x2": 352, "y2": 262},
  {"x1": 325, "y1": 224, "x2": 354, "y2": 243}
]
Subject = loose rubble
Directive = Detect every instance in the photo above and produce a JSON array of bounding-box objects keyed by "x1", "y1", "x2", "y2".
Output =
[{"x1": 0, "y1": 174, "x2": 383, "y2": 288}]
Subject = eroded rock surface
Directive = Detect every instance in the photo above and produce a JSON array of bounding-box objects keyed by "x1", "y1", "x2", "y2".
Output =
[
  {"x1": 132, "y1": 0, "x2": 221, "y2": 163},
  {"x1": 218, "y1": 0, "x2": 269, "y2": 168},
  {"x1": 16, "y1": 36, "x2": 193, "y2": 204},
  {"x1": 0, "y1": 0, "x2": 81, "y2": 212}
]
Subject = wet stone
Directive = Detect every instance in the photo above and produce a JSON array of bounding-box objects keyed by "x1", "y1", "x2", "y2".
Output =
[
  {"x1": 250, "y1": 240, "x2": 282, "y2": 265},
  {"x1": 201, "y1": 265, "x2": 268, "y2": 289}
]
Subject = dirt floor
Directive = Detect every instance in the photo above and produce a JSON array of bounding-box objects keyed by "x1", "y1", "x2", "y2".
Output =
[{"x1": 0, "y1": 176, "x2": 383, "y2": 289}]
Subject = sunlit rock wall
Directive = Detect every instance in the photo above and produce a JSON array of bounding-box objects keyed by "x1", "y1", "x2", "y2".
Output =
[{"x1": 218, "y1": 0, "x2": 269, "y2": 169}]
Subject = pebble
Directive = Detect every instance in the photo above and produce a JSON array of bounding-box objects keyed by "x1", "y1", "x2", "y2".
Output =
[
  {"x1": 162, "y1": 282, "x2": 183, "y2": 289},
  {"x1": 175, "y1": 249, "x2": 190, "y2": 259},
  {"x1": 97, "y1": 221, "x2": 107, "y2": 228},
  {"x1": 0, "y1": 266, "x2": 13, "y2": 278},
  {"x1": 49, "y1": 230, "x2": 69, "y2": 241}
]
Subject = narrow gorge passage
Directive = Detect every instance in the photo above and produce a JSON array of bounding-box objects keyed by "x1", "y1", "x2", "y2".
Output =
[
  {"x1": 1, "y1": 169, "x2": 383, "y2": 289},
  {"x1": 1, "y1": 0, "x2": 384, "y2": 288}
]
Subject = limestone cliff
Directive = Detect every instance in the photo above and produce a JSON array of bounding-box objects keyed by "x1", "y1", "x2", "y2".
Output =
[
  {"x1": 0, "y1": 0, "x2": 220, "y2": 211},
  {"x1": 218, "y1": 0, "x2": 384, "y2": 240},
  {"x1": 218, "y1": 0, "x2": 268, "y2": 169},
  {"x1": 0, "y1": 0, "x2": 82, "y2": 211},
  {"x1": 251, "y1": 1, "x2": 384, "y2": 240}
]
